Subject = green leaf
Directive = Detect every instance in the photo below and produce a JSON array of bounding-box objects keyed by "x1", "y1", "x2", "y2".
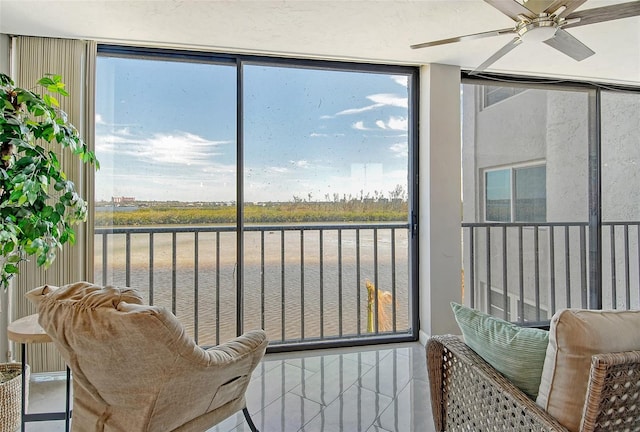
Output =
[
  {"x1": 3, "y1": 242, "x2": 15, "y2": 255},
  {"x1": 43, "y1": 93, "x2": 60, "y2": 108},
  {"x1": 36, "y1": 254, "x2": 47, "y2": 267},
  {"x1": 4, "y1": 264, "x2": 19, "y2": 274},
  {"x1": 55, "y1": 202, "x2": 65, "y2": 215},
  {"x1": 27, "y1": 191, "x2": 38, "y2": 205},
  {"x1": 7, "y1": 254, "x2": 20, "y2": 263},
  {"x1": 37, "y1": 77, "x2": 56, "y2": 87}
]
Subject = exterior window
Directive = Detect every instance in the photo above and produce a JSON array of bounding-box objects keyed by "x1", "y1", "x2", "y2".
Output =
[
  {"x1": 489, "y1": 290, "x2": 511, "y2": 321},
  {"x1": 95, "y1": 46, "x2": 418, "y2": 349},
  {"x1": 482, "y1": 85, "x2": 525, "y2": 109},
  {"x1": 518, "y1": 299, "x2": 548, "y2": 323},
  {"x1": 485, "y1": 165, "x2": 546, "y2": 222},
  {"x1": 485, "y1": 169, "x2": 511, "y2": 221}
]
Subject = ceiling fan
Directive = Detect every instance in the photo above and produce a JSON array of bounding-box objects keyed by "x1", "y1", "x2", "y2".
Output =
[{"x1": 411, "y1": 0, "x2": 640, "y2": 74}]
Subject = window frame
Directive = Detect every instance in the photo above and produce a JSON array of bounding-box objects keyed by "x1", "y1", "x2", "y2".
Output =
[
  {"x1": 94, "y1": 44, "x2": 421, "y2": 350},
  {"x1": 484, "y1": 162, "x2": 547, "y2": 223},
  {"x1": 481, "y1": 85, "x2": 526, "y2": 110}
]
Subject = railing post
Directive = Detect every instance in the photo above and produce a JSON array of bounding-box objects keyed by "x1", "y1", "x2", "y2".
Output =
[{"x1": 587, "y1": 88, "x2": 602, "y2": 310}]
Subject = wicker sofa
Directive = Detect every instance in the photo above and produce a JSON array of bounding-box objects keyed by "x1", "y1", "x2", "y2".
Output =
[{"x1": 427, "y1": 334, "x2": 640, "y2": 432}]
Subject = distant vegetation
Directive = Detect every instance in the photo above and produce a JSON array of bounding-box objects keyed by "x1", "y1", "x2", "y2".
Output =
[{"x1": 95, "y1": 191, "x2": 409, "y2": 227}]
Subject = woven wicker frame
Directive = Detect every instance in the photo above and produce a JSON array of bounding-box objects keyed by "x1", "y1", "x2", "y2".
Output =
[
  {"x1": 427, "y1": 335, "x2": 640, "y2": 432},
  {"x1": 581, "y1": 350, "x2": 640, "y2": 432},
  {"x1": 0, "y1": 362, "x2": 28, "y2": 432},
  {"x1": 427, "y1": 335, "x2": 569, "y2": 432}
]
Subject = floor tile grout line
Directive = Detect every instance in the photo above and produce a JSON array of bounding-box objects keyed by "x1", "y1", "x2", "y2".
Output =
[{"x1": 26, "y1": 342, "x2": 430, "y2": 432}]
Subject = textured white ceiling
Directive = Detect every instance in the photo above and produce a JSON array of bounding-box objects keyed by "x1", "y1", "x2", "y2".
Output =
[{"x1": 0, "y1": 0, "x2": 638, "y2": 84}]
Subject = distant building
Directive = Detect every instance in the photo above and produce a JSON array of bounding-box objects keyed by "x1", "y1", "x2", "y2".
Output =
[
  {"x1": 112, "y1": 196, "x2": 136, "y2": 205},
  {"x1": 462, "y1": 83, "x2": 640, "y2": 317}
]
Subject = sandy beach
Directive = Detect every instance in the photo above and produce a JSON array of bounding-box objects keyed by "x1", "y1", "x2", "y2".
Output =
[{"x1": 94, "y1": 227, "x2": 411, "y2": 345}]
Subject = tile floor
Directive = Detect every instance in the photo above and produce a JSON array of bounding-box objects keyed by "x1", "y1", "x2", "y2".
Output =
[{"x1": 22, "y1": 342, "x2": 434, "y2": 432}]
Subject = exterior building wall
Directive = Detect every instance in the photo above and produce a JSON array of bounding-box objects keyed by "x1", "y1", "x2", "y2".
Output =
[
  {"x1": 463, "y1": 84, "x2": 588, "y2": 317},
  {"x1": 463, "y1": 82, "x2": 640, "y2": 318},
  {"x1": 602, "y1": 92, "x2": 640, "y2": 222},
  {"x1": 601, "y1": 92, "x2": 640, "y2": 309},
  {"x1": 545, "y1": 90, "x2": 589, "y2": 222}
]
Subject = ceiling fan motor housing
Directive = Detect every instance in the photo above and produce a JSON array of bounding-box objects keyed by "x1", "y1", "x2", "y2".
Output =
[{"x1": 517, "y1": 18, "x2": 559, "y2": 43}]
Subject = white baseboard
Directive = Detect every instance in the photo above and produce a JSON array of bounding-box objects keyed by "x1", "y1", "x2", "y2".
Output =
[{"x1": 418, "y1": 329, "x2": 430, "y2": 346}]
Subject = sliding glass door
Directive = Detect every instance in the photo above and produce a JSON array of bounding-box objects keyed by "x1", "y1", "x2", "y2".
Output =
[
  {"x1": 94, "y1": 48, "x2": 418, "y2": 348},
  {"x1": 95, "y1": 54, "x2": 239, "y2": 344},
  {"x1": 242, "y1": 64, "x2": 413, "y2": 344}
]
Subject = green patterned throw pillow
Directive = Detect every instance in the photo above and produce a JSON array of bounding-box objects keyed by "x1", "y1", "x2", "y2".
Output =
[{"x1": 451, "y1": 302, "x2": 549, "y2": 399}]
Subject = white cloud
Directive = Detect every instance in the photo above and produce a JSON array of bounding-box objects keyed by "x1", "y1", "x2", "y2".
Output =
[
  {"x1": 387, "y1": 116, "x2": 408, "y2": 131},
  {"x1": 353, "y1": 121, "x2": 369, "y2": 130},
  {"x1": 376, "y1": 116, "x2": 408, "y2": 131},
  {"x1": 391, "y1": 76, "x2": 408, "y2": 87},
  {"x1": 329, "y1": 93, "x2": 407, "y2": 119},
  {"x1": 367, "y1": 94, "x2": 407, "y2": 108},
  {"x1": 310, "y1": 132, "x2": 329, "y2": 137},
  {"x1": 269, "y1": 166, "x2": 288, "y2": 173},
  {"x1": 291, "y1": 160, "x2": 310, "y2": 168},
  {"x1": 390, "y1": 142, "x2": 408, "y2": 158},
  {"x1": 95, "y1": 113, "x2": 106, "y2": 125},
  {"x1": 95, "y1": 130, "x2": 231, "y2": 166},
  {"x1": 335, "y1": 103, "x2": 384, "y2": 116}
]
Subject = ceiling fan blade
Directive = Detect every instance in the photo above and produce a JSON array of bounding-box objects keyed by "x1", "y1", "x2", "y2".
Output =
[
  {"x1": 563, "y1": 1, "x2": 640, "y2": 29},
  {"x1": 410, "y1": 28, "x2": 514, "y2": 49},
  {"x1": 543, "y1": 28, "x2": 595, "y2": 61},
  {"x1": 470, "y1": 37, "x2": 522, "y2": 75},
  {"x1": 541, "y1": 0, "x2": 587, "y2": 17},
  {"x1": 484, "y1": 0, "x2": 536, "y2": 21},
  {"x1": 524, "y1": 0, "x2": 558, "y2": 14}
]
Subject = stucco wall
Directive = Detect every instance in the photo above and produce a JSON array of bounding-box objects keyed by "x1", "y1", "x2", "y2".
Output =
[
  {"x1": 546, "y1": 90, "x2": 589, "y2": 222},
  {"x1": 463, "y1": 82, "x2": 640, "y2": 316},
  {"x1": 475, "y1": 89, "x2": 548, "y2": 172},
  {"x1": 602, "y1": 92, "x2": 640, "y2": 221}
]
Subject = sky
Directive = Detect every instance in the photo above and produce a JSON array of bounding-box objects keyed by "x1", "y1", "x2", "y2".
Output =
[{"x1": 95, "y1": 56, "x2": 410, "y2": 203}]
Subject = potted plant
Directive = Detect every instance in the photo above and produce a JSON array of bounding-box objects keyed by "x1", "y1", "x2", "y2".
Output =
[{"x1": 0, "y1": 72, "x2": 98, "y2": 429}]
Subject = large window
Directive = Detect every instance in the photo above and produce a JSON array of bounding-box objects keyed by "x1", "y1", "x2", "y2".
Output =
[
  {"x1": 95, "y1": 48, "x2": 418, "y2": 349},
  {"x1": 463, "y1": 81, "x2": 590, "y2": 322},
  {"x1": 466, "y1": 77, "x2": 640, "y2": 322},
  {"x1": 485, "y1": 164, "x2": 546, "y2": 223}
]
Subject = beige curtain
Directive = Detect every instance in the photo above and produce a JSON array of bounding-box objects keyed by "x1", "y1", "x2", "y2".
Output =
[{"x1": 11, "y1": 36, "x2": 96, "y2": 372}]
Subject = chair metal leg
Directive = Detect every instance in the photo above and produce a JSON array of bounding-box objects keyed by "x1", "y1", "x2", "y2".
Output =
[{"x1": 242, "y1": 407, "x2": 259, "y2": 432}]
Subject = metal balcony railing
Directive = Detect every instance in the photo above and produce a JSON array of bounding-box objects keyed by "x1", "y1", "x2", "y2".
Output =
[
  {"x1": 94, "y1": 223, "x2": 412, "y2": 349},
  {"x1": 462, "y1": 221, "x2": 640, "y2": 325}
]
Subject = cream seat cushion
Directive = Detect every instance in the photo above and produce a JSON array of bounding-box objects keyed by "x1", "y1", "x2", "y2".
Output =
[{"x1": 536, "y1": 308, "x2": 640, "y2": 432}]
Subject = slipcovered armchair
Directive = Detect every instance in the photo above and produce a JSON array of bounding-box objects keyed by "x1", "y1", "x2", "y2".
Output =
[{"x1": 26, "y1": 281, "x2": 268, "y2": 432}]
